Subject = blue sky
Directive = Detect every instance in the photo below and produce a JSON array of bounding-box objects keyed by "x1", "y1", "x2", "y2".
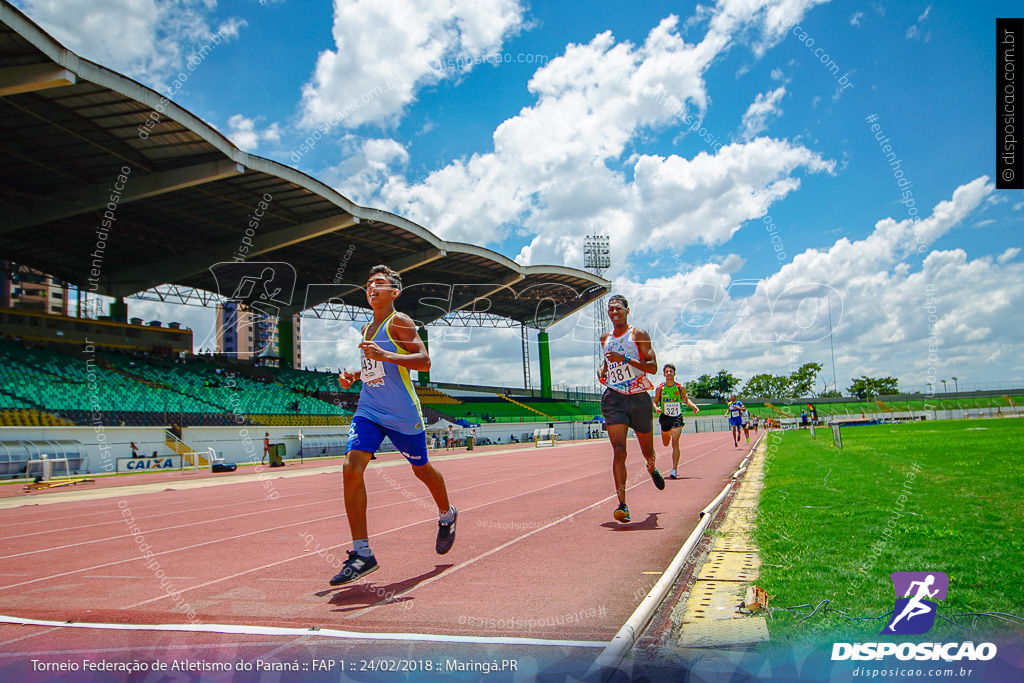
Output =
[{"x1": 17, "y1": 0, "x2": 1024, "y2": 394}]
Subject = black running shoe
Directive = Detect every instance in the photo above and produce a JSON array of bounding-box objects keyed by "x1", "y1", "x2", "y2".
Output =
[
  {"x1": 613, "y1": 503, "x2": 630, "y2": 523},
  {"x1": 329, "y1": 551, "x2": 378, "y2": 586},
  {"x1": 436, "y1": 506, "x2": 457, "y2": 554},
  {"x1": 650, "y1": 468, "x2": 665, "y2": 490}
]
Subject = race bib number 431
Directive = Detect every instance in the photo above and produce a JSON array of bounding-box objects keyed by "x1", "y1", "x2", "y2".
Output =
[{"x1": 361, "y1": 354, "x2": 385, "y2": 384}]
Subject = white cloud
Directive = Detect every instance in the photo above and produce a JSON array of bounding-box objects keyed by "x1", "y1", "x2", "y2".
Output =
[
  {"x1": 226, "y1": 115, "x2": 281, "y2": 152},
  {"x1": 738, "y1": 86, "x2": 786, "y2": 140},
  {"x1": 850, "y1": 11, "x2": 864, "y2": 26},
  {"x1": 906, "y1": 4, "x2": 931, "y2": 41},
  {"x1": 336, "y1": 5, "x2": 833, "y2": 272},
  {"x1": 330, "y1": 138, "x2": 411, "y2": 204},
  {"x1": 528, "y1": 177, "x2": 1022, "y2": 392},
  {"x1": 14, "y1": 0, "x2": 246, "y2": 90},
  {"x1": 751, "y1": 0, "x2": 833, "y2": 57},
  {"x1": 298, "y1": 0, "x2": 525, "y2": 129},
  {"x1": 998, "y1": 247, "x2": 1021, "y2": 265}
]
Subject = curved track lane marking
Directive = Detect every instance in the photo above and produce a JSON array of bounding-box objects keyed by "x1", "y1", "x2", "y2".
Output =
[
  {"x1": 119, "y1": 466, "x2": 611, "y2": 610},
  {"x1": 344, "y1": 444, "x2": 727, "y2": 620},
  {"x1": 0, "y1": 452, "x2": 601, "y2": 559},
  {"x1": 0, "y1": 457, "x2": 596, "y2": 593}
]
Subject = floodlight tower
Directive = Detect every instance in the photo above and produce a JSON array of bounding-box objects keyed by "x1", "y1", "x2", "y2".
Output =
[{"x1": 583, "y1": 235, "x2": 611, "y2": 390}]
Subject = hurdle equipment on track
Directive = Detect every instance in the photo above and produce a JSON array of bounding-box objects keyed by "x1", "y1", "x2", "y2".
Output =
[
  {"x1": 533, "y1": 427, "x2": 558, "y2": 448},
  {"x1": 23, "y1": 454, "x2": 94, "y2": 491}
]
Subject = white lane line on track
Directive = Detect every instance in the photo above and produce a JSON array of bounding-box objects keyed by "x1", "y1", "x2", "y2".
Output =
[
  {"x1": 120, "y1": 465, "x2": 611, "y2": 609},
  {"x1": 0, "y1": 447, "x2": 595, "y2": 535},
  {"x1": 345, "y1": 444, "x2": 726, "y2": 619},
  {"x1": 0, "y1": 615, "x2": 606, "y2": 648},
  {"x1": 0, "y1": 442, "x2": 592, "y2": 513},
  {"x1": 0, "y1": 626, "x2": 60, "y2": 647},
  {"x1": 0, "y1": 456, "x2": 595, "y2": 595},
  {"x1": 0, "y1": 451, "x2": 600, "y2": 560}
]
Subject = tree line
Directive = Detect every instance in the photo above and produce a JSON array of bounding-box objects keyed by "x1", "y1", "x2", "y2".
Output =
[{"x1": 682, "y1": 363, "x2": 900, "y2": 401}]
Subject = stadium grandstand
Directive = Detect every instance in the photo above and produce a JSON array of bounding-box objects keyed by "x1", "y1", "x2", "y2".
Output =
[{"x1": 0, "y1": 2, "x2": 615, "y2": 476}]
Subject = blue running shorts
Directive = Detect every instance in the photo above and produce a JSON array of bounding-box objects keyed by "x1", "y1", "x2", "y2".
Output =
[{"x1": 346, "y1": 415, "x2": 429, "y2": 466}]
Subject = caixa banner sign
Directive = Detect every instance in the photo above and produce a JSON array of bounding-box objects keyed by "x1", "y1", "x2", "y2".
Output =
[{"x1": 117, "y1": 456, "x2": 182, "y2": 473}]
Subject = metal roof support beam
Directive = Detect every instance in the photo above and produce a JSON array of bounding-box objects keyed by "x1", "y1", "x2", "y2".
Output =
[
  {"x1": 108, "y1": 213, "x2": 359, "y2": 298},
  {"x1": 389, "y1": 247, "x2": 447, "y2": 273},
  {"x1": 445, "y1": 273, "x2": 525, "y2": 317},
  {"x1": 0, "y1": 63, "x2": 76, "y2": 97},
  {"x1": 282, "y1": 282, "x2": 365, "y2": 319},
  {"x1": 0, "y1": 159, "x2": 245, "y2": 235}
]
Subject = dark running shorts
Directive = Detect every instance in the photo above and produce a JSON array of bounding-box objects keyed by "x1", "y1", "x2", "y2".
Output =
[
  {"x1": 659, "y1": 413, "x2": 684, "y2": 432},
  {"x1": 601, "y1": 389, "x2": 654, "y2": 433}
]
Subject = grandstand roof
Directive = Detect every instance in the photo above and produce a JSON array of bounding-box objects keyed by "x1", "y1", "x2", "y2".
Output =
[{"x1": 0, "y1": 2, "x2": 609, "y2": 328}]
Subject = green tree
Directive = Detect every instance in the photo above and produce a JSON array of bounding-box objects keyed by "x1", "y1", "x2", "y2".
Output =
[
  {"x1": 685, "y1": 374, "x2": 716, "y2": 399},
  {"x1": 712, "y1": 369, "x2": 741, "y2": 401},
  {"x1": 742, "y1": 373, "x2": 791, "y2": 398},
  {"x1": 788, "y1": 362, "x2": 823, "y2": 397},
  {"x1": 848, "y1": 376, "x2": 899, "y2": 400}
]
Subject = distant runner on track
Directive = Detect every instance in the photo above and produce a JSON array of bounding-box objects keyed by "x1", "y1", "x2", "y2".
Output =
[
  {"x1": 331, "y1": 265, "x2": 457, "y2": 586},
  {"x1": 598, "y1": 295, "x2": 663, "y2": 524},
  {"x1": 726, "y1": 395, "x2": 748, "y2": 448},
  {"x1": 653, "y1": 364, "x2": 699, "y2": 479}
]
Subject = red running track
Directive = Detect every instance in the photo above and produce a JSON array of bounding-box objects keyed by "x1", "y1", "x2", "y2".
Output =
[{"x1": 0, "y1": 433, "x2": 750, "y2": 677}]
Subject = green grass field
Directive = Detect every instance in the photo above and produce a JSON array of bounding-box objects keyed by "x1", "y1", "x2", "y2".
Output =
[{"x1": 754, "y1": 419, "x2": 1024, "y2": 644}]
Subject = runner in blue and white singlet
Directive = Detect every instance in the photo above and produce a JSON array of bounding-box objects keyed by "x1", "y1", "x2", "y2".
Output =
[
  {"x1": 330, "y1": 265, "x2": 457, "y2": 588},
  {"x1": 726, "y1": 394, "x2": 748, "y2": 448},
  {"x1": 353, "y1": 310, "x2": 425, "y2": 435}
]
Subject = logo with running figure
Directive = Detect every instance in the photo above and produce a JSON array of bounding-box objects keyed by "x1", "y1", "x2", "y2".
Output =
[{"x1": 882, "y1": 572, "x2": 949, "y2": 635}]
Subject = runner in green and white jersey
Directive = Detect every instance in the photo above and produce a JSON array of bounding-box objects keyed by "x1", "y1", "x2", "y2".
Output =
[{"x1": 652, "y1": 364, "x2": 699, "y2": 479}]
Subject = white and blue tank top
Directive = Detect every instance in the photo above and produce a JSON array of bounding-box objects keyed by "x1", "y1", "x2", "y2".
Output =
[{"x1": 354, "y1": 312, "x2": 425, "y2": 434}]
